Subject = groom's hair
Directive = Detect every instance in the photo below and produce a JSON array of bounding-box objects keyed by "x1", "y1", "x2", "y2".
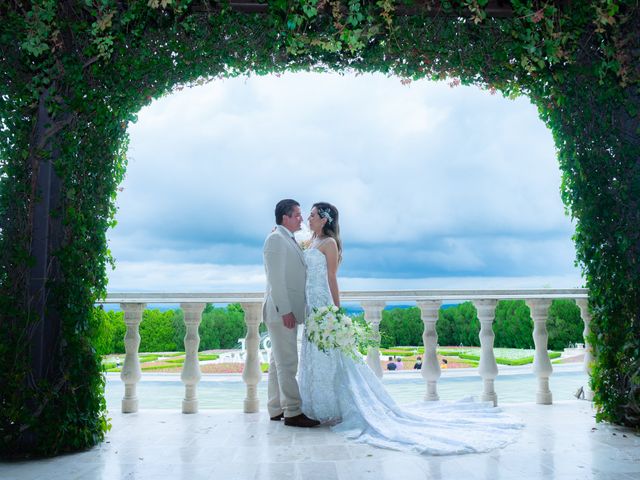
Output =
[{"x1": 275, "y1": 199, "x2": 300, "y2": 225}]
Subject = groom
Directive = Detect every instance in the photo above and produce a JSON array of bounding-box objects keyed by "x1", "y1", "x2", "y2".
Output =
[{"x1": 263, "y1": 199, "x2": 320, "y2": 428}]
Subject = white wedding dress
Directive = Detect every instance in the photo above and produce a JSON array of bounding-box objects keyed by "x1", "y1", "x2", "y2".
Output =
[{"x1": 299, "y1": 246, "x2": 523, "y2": 455}]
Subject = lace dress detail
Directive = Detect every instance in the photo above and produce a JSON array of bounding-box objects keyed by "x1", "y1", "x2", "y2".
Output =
[
  {"x1": 299, "y1": 247, "x2": 524, "y2": 455},
  {"x1": 299, "y1": 247, "x2": 342, "y2": 423}
]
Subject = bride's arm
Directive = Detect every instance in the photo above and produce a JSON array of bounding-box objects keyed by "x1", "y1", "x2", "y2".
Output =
[{"x1": 321, "y1": 239, "x2": 341, "y2": 308}]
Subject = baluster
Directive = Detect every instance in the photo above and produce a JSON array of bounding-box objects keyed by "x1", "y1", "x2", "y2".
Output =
[
  {"x1": 473, "y1": 299, "x2": 499, "y2": 406},
  {"x1": 120, "y1": 302, "x2": 146, "y2": 413},
  {"x1": 576, "y1": 298, "x2": 594, "y2": 401},
  {"x1": 241, "y1": 302, "x2": 262, "y2": 413},
  {"x1": 180, "y1": 302, "x2": 205, "y2": 414},
  {"x1": 418, "y1": 300, "x2": 442, "y2": 401},
  {"x1": 361, "y1": 301, "x2": 386, "y2": 379},
  {"x1": 526, "y1": 299, "x2": 553, "y2": 404}
]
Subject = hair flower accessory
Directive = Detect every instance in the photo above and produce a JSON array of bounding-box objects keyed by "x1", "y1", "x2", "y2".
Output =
[{"x1": 319, "y1": 209, "x2": 333, "y2": 224}]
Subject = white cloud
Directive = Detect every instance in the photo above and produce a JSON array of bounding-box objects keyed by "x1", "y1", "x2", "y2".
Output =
[
  {"x1": 107, "y1": 260, "x2": 582, "y2": 293},
  {"x1": 340, "y1": 274, "x2": 584, "y2": 291},
  {"x1": 109, "y1": 261, "x2": 266, "y2": 292},
  {"x1": 108, "y1": 72, "x2": 582, "y2": 292}
]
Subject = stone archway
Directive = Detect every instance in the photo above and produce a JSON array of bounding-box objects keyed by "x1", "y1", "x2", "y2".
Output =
[{"x1": 1, "y1": 1, "x2": 638, "y2": 456}]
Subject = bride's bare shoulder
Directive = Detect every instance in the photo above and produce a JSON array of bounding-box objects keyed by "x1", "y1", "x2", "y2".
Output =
[{"x1": 318, "y1": 237, "x2": 338, "y2": 253}]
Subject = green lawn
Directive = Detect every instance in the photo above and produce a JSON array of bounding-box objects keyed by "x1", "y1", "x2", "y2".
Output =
[
  {"x1": 380, "y1": 346, "x2": 562, "y2": 367},
  {"x1": 103, "y1": 352, "x2": 220, "y2": 372}
]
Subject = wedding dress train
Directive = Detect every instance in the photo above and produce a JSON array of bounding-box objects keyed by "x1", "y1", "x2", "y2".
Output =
[{"x1": 298, "y1": 247, "x2": 523, "y2": 455}]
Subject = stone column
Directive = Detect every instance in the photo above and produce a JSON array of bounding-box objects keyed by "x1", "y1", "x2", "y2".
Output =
[
  {"x1": 180, "y1": 303, "x2": 205, "y2": 414},
  {"x1": 120, "y1": 303, "x2": 146, "y2": 413},
  {"x1": 241, "y1": 302, "x2": 263, "y2": 413},
  {"x1": 361, "y1": 301, "x2": 386, "y2": 379},
  {"x1": 526, "y1": 299, "x2": 553, "y2": 405},
  {"x1": 473, "y1": 299, "x2": 499, "y2": 406},
  {"x1": 417, "y1": 300, "x2": 442, "y2": 401},
  {"x1": 576, "y1": 298, "x2": 594, "y2": 401}
]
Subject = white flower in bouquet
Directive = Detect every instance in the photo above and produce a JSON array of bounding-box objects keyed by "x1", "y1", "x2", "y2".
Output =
[
  {"x1": 335, "y1": 330, "x2": 352, "y2": 349},
  {"x1": 306, "y1": 305, "x2": 378, "y2": 361}
]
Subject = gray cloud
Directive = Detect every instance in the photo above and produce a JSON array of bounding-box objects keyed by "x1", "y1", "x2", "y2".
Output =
[{"x1": 343, "y1": 233, "x2": 577, "y2": 279}]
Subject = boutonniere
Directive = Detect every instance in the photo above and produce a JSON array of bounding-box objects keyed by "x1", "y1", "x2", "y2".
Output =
[
  {"x1": 298, "y1": 239, "x2": 311, "y2": 250},
  {"x1": 294, "y1": 225, "x2": 312, "y2": 250}
]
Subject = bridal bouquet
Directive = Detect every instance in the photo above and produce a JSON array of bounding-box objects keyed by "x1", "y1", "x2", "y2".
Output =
[{"x1": 306, "y1": 305, "x2": 377, "y2": 362}]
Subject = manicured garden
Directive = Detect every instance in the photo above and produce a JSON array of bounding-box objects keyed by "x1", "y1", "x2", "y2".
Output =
[
  {"x1": 104, "y1": 346, "x2": 568, "y2": 375},
  {"x1": 102, "y1": 351, "x2": 274, "y2": 374},
  {"x1": 380, "y1": 346, "x2": 564, "y2": 370}
]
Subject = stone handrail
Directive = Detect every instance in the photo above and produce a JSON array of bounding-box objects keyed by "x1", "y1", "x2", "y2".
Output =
[
  {"x1": 99, "y1": 288, "x2": 592, "y2": 414},
  {"x1": 103, "y1": 288, "x2": 587, "y2": 304}
]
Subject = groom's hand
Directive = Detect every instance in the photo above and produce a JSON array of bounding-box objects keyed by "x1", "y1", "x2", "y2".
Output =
[{"x1": 282, "y1": 312, "x2": 296, "y2": 329}]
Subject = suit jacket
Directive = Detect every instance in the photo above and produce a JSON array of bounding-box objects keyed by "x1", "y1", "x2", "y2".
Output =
[{"x1": 263, "y1": 225, "x2": 307, "y2": 325}]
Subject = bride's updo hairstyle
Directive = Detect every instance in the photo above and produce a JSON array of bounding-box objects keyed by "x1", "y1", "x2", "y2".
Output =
[{"x1": 313, "y1": 202, "x2": 342, "y2": 262}]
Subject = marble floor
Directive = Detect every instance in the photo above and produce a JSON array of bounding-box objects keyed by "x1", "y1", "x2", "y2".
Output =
[{"x1": 1, "y1": 401, "x2": 638, "y2": 480}]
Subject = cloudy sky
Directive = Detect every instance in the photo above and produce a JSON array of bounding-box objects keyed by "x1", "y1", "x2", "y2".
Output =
[{"x1": 106, "y1": 72, "x2": 583, "y2": 293}]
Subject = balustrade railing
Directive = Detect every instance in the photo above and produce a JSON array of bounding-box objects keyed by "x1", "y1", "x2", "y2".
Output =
[{"x1": 100, "y1": 288, "x2": 591, "y2": 414}]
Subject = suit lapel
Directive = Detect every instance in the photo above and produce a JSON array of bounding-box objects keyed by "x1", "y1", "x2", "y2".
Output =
[
  {"x1": 293, "y1": 237, "x2": 306, "y2": 266},
  {"x1": 277, "y1": 226, "x2": 306, "y2": 267}
]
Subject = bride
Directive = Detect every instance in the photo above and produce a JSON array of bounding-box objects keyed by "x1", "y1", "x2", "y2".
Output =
[{"x1": 298, "y1": 202, "x2": 523, "y2": 455}]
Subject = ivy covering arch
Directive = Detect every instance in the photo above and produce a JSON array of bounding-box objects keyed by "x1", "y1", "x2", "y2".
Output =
[{"x1": 0, "y1": 0, "x2": 638, "y2": 456}]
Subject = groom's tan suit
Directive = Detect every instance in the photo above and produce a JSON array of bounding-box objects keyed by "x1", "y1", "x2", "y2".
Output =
[{"x1": 263, "y1": 225, "x2": 307, "y2": 418}]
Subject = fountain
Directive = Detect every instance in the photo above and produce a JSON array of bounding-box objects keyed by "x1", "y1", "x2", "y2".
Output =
[{"x1": 213, "y1": 333, "x2": 271, "y2": 364}]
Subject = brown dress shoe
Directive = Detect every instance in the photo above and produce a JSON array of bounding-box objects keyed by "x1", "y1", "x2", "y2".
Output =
[
  {"x1": 284, "y1": 413, "x2": 320, "y2": 428},
  {"x1": 270, "y1": 413, "x2": 284, "y2": 421}
]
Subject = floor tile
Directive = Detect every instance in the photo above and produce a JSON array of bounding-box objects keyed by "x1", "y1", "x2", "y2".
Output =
[{"x1": 2, "y1": 402, "x2": 639, "y2": 480}]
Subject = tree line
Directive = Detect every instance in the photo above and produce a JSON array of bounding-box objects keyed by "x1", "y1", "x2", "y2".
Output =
[
  {"x1": 92, "y1": 304, "x2": 256, "y2": 355},
  {"x1": 377, "y1": 299, "x2": 584, "y2": 351},
  {"x1": 93, "y1": 300, "x2": 584, "y2": 355}
]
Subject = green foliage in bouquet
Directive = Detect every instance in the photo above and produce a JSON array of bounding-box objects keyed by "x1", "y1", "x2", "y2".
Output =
[{"x1": 306, "y1": 306, "x2": 377, "y2": 361}]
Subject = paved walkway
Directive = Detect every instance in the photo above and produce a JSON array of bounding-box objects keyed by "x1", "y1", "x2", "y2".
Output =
[{"x1": 1, "y1": 400, "x2": 638, "y2": 480}]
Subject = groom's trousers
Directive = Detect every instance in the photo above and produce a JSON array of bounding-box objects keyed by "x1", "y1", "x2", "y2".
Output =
[{"x1": 266, "y1": 319, "x2": 303, "y2": 418}]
